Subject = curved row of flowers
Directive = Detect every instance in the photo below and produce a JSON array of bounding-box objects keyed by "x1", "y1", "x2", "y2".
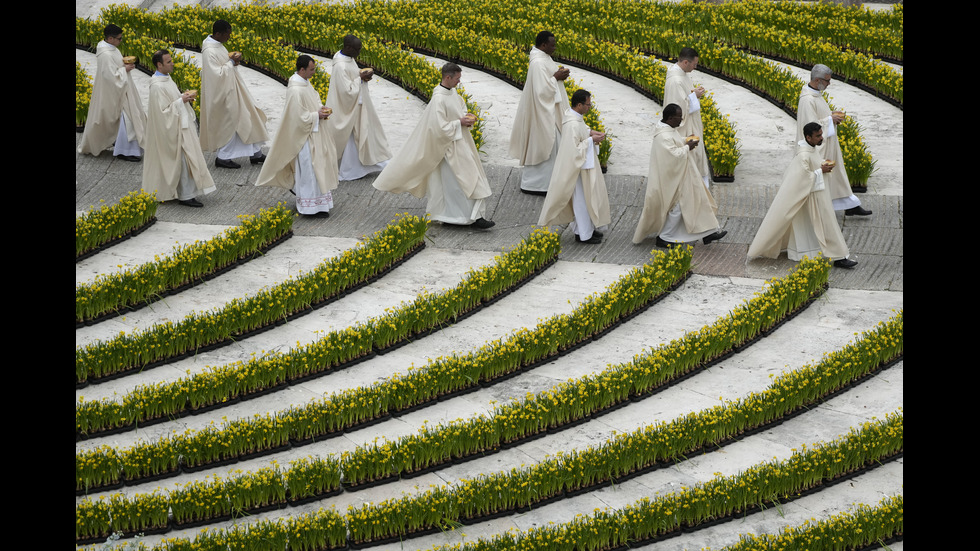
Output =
[
  {"x1": 76, "y1": 356, "x2": 903, "y2": 547},
  {"x1": 76, "y1": 227, "x2": 562, "y2": 437},
  {"x1": 715, "y1": 495, "x2": 903, "y2": 551},
  {"x1": 75, "y1": 245, "x2": 692, "y2": 493},
  {"x1": 75, "y1": 214, "x2": 428, "y2": 385},
  {"x1": 76, "y1": 254, "x2": 834, "y2": 505},
  {"x1": 76, "y1": 190, "x2": 158, "y2": 260},
  {"x1": 76, "y1": 204, "x2": 294, "y2": 325}
]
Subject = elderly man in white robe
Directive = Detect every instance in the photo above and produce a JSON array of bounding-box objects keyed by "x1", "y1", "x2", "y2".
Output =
[
  {"x1": 325, "y1": 35, "x2": 391, "y2": 181},
  {"x1": 748, "y1": 122, "x2": 857, "y2": 269},
  {"x1": 797, "y1": 64, "x2": 872, "y2": 216},
  {"x1": 538, "y1": 89, "x2": 610, "y2": 245},
  {"x1": 200, "y1": 19, "x2": 268, "y2": 169},
  {"x1": 633, "y1": 104, "x2": 726, "y2": 247},
  {"x1": 142, "y1": 50, "x2": 216, "y2": 208},
  {"x1": 664, "y1": 47, "x2": 710, "y2": 187},
  {"x1": 509, "y1": 30, "x2": 570, "y2": 195},
  {"x1": 256, "y1": 55, "x2": 337, "y2": 217},
  {"x1": 373, "y1": 63, "x2": 495, "y2": 229},
  {"x1": 77, "y1": 24, "x2": 146, "y2": 162}
]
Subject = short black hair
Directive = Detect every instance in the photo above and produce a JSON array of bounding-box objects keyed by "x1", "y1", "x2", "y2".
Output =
[
  {"x1": 343, "y1": 34, "x2": 360, "y2": 49},
  {"x1": 535, "y1": 31, "x2": 555, "y2": 47},
  {"x1": 662, "y1": 103, "x2": 682, "y2": 121},
  {"x1": 678, "y1": 47, "x2": 698, "y2": 61},
  {"x1": 803, "y1": 121, "x2": 822, "y2": 138},
  {"x1": 296, "y1": 55, "x2": 315, "y2": 72},
  {"x1": 441, "y1": 62, "x2": 462, "y2": 76},
  {"x1": 571, "y1": 89, "x2": 591, "y2": 108},
  {"x1": 213, "y1": 20, "x2": 232, "y2": 35},
  {"x1": 151, "y1": 49, "x2": 169, "y2": 68},
  {"x1": 103, "y1": 24, "x2": 122, "y2": 39}
]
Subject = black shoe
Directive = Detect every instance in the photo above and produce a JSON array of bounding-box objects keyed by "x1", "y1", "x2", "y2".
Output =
[
  {"x1": 576, "y1": 233, "x2": 603, "y2": 244},
  {"x1": 178, "y1": 198, "x2": 203, "y2": 208},
  {"x1": 833, "y1": 258, "x2": 858, "y2": 269},
  {"x1": 591, "y1": 230, "x2": 604, "y2": 239},
  {"x1": 520, "y1": 188, "x2": 548, "y2": 196},
  {"x1": 702, "y1": 230, "x2": 728, "y2": 245},
  {"x1": 656, "y1": 236, "x2": 678, "y2": 249},
  {"x1": 844, "y1": 206, "x2": 872, "y2": 216},
  {"x1": 250, "y1": 153, "x2": 267, "y2": 165},
  {"x1": 215, "y1": 158, "x2": 241, "y2": 169},
  {"x1": 115, "y1": 154, "x2": 141, "y2": 162},
  {"x1": 471, "y1": 217, "x2": 495, "y2": 229}
]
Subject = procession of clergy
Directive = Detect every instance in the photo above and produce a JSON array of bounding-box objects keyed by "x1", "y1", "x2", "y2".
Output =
[{"x1": 79, "y1": 24, "x2": 867, "y2": 268}]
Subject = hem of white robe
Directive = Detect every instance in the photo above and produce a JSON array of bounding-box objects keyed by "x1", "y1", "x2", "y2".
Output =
[
  {"x1": 177, "y1": 156, "x2": 216, "y2": 200},
  {"x1": 218, "y1": 133, "x2": 264, "y2": 160},
  {"x1": 659, "y1": 204, "x2": 717, "y2": 243},
  {"x1": 520, "y1": 128, "x2": 560, "y2": 192},
  {"x1": 429, "y1": 160, "x2": 486, "y2": 224},
  {"x1": 568, "y1": 175, "x2": 603, "y2": 241},
  {"x1": 339, "y1": 134, "x2": 388, "y2": 180},
  {"x1": 831, "y1": 194, "x2": 860, "y2": 210},
  {"x1": 294, "y1": 140, "x2": 334, "y2": 214},
  {"x1": 113, "y1": 112, "x2": 142, "y2": 157}
]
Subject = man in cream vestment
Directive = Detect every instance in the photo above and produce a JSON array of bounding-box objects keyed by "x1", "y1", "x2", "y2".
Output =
[
  {"x1": 509, "y1": 31, "x2": 570, "y2": 195},
  {"x1": 633, "y1": 104, "x2": 725, "y2": 247},
  {"x1": 256, "y1": 55, "x2": 337, "y2": 216},
  {"x1": 664, "y1": 47, "x2": 710, "y2": 185},
  {"x1": 199, "y1": 20, "x2": 268, "y2": 169},
  {"x1": 538, "y1": 90, "x2": 610, "y2": 244},
  {"x1": 142, "y1": 50, "x2": 216, "y2": 207},
  {"x1": 797, "y1": 64, "x2": 871, "y2": 216},
  {"x1": 77, "y1": 24, "x2": 146, "y2": 161},
  {"x1": 326, "y1": 35, "x2": 391, "y2": 180},
  {"x1": 374, "y1": 63, "x2": 494, "y2": 229},
  {"x1": 748, "y1": 122, "x2": 856, "y2": 269}
]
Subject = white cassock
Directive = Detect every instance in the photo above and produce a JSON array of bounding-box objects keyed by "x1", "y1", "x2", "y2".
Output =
[
  {"x1": 373, "y1": 84, "x2": 491, "y2": 225},
  {"x1": 141, "y1": 73, "x2": 216, "y2": 201},
  {"x1": 633, "y1": 121, "x2": 720, "y2": 245},
  {"x1": 509, "y1": 46, "x2": 569, "y2": 193},
  {"x1": 748, "y1": 141, "x2": 850, "y2": 261},
  {"x1": 77, "y1": 40, "x2": 146, "y2": 157},
  {"x1": 256, "y1": 73, "x2": 337, "y2": 215},
  {"x1": 326, "y1": 51, "x2": 391, "y2": 180},
  {"x1": 664, "y1": 63, "x2": 710, "y2": 185},
  {"x1": 797, "y1": 84, "x2": 861, "y2": 211},
  {"x1": 537, "y1": 108, "x2": 611, "y2": 241},
  {"x1": 199, "y1": 36, "x2": 268, "y2": 161}
]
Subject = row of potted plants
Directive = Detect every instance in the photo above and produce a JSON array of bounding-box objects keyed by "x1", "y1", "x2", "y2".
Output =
[
  {"x1": 76, "y1": 190, "x2": 158, "y2": 260},
  {"x1": 76, "y1": 227, "x2": 562, "y2": 438},
  {"x1": 75, "y1": 306, "x2": 901, "y2": 543},
  {"x1": 423, "y1": 412, "x2": 903, "y2": 551},
  {"x1": 75, "y1": 214, "x2": 429, "y2": 385},
  {"x1": 75, "y1": 61, "x2": 93, "y2": 127},
  {"x1": 717, "y1": 494, "x2": 903, "y2": 551},
  {"x1": 75, "y1": 244, "x2": 691, "y2": 493},
  {"x1": 78, "y1": 403, "x2": 903, "y2": 549},
  {"x1": 76, "y1": 204, "x2": 294, "y2": 325},
  {"x1": 339, "y1": 311, "x2": 902, "y2": 545}
]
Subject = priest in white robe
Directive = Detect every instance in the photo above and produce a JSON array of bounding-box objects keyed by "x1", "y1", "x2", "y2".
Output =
[
  {"x1": 537, "y1": 89, "x2": 610, "y2": 244},
  {"x1": 633, "y1": 104, "x2": 726, "y2": 247},
  {"x1": 141, "y1": 50, "x2": 216, "y2": 207},
  {"x1": 199, "y1": 20, "x2": 268, "y2": 169},
  {"x1": 664, "y1": 47, "x2": 710, "y2": 186},
  {"x1": 748, "y1": 122, "x2": 856, "y2": 269},
  {"x1": 77, "y1": 24, "x2": 146, "y2": 161},
  {"x1": 797, "y1": 64, "x2": 871, "y2": 216},
  {"x1": 509, "y1": 31, "x2": 570, "y2": 195},
  {"x1": 325, "y1": 35, "x2": 391, "y2": 181},
  {"x1": 256, "y1": 55, "x2": 337, "y2": 217},
  {"x1": 373, "y1": 63, "x2": 494, "y2": 229}
]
